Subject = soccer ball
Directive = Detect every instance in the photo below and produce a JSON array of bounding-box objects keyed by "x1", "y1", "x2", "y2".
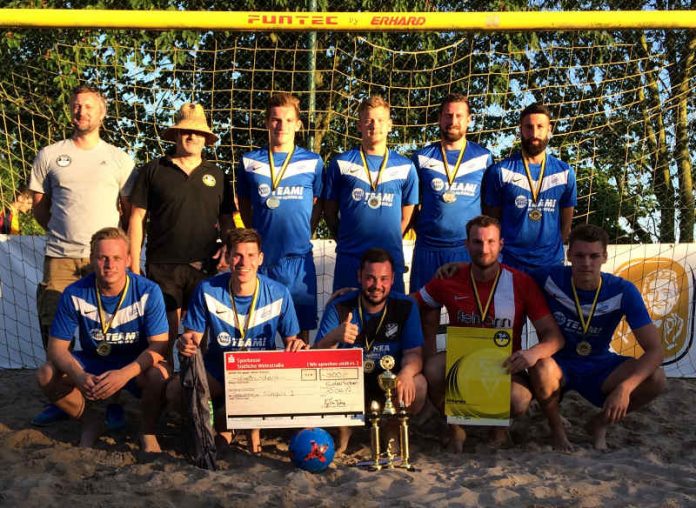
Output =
[{"x1": 289, "y1": 428, "x2": 335, "y2": 473}]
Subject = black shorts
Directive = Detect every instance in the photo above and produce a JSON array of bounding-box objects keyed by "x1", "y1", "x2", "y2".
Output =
[{"x1": 146, "y1": 263, "x2": 208, "y2": 311}]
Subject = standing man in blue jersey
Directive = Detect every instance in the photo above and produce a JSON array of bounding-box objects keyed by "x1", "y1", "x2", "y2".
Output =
[
  {"x1": 315, "y1": 248, "x2": 427, "y2": 453},
  {"x1": 128, "y1": 103, "x2": 234, "y2": 357},
  {"x1": 171, "y1": 228, "x2": 307, "y2": 453},
  {"x1": 237, "y1": 93, "x2": 323, "y2": 342},
  {"x1": 323, "y1": 95, "x2": 419, "y2": 293},
  {"x1": 530, "y1": 224, "x2": 666, "y2": 450},
  {"x1": 483, "y1": 103, "x2": 576, "y2": 272},
  {"x1": 410, "y1": 93, "x2": 494, "y2": 291},
  {"x1": 36, "y1": 227, "x2": 170, "y2": 452}
]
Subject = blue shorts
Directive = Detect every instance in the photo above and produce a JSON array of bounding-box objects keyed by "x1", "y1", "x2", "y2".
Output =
[
  {"x1": 555, "y1": 353, "x2": 631, "y2": 407},
  {"x1": 259, "y1": 252, "x2": 318, "y2": 331},
  {"x1": 72, "y1": 350, "x2": 141, "y2": 397},
  {"x1": 409, "y1": 242, "x2": 470, "y2": 293},
  {"x1": 333, "y1": 252, "x2": 405, "y2": 294}
]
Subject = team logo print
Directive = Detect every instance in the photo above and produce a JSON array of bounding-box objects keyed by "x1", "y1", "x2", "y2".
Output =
[
  {"x1": 303, "y1": 440, "x2": 330, "y2": 463},
  {"x1": 385, "y1": 322, "x2": 398, "y2": 338},
  {"x1": 217, "y1": 332, "x2": 232, "y2": 347},
  {"x1": 431, "y1": 178, "x2": 445, "y2": 192},
  {"x1": 202, "y1": 174, "x2": 216, "y2": 187},
  {"x1": 514, "y1": 195, "x2": 528, "y2": 208},
  {"x1": 553, "y1": 311, "x2": 567, "y2": 327},
  {"x1": 351, "y1": 188, "x2": 365, "y2": 202},
  {"x1": 258, "y1": 183, "x2": 271, "y2": 198},
  {"x1": 493, "y1": 330, "x2": 511, "y2": 347},
  {"x1": 56, "y1": 154, "x2": 72, "y2": 167}
]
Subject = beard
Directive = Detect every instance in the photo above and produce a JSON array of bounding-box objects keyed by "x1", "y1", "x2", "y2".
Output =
[
  {"x1": 521, "y1": 135, "x2": 549, "y2": 157},
  {"x1": 362, "y1": 288, "x2": 388, "y2": 307},
  {"x1": 441, "y1": 126, "x2": 464, "y2": 143}
]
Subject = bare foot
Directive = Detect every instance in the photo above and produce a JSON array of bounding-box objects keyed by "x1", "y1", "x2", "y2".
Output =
[
  {"x1": 447, "y1": 424, "x2": 466, "y2": 453},
  {"x1": 488, "y1": 427, "x2": 510, "y2": 448},
  {"x1": 140, "y1": 433, "x2": 162, "y2": 453},
  {"x1": 551, "y1": 427, "x2": 575, "y2": 452},
  {"x1": 79, "y1": 409, "x2": 103, "y2": 448},
  {"x1": 586, "y1": 415, "x2": 608, "y2": 450},
  {"x1": 248, "y1": 428, "x2": 261, "y2": 454},
  {"x1": 335, "y1": 427, "x2": 352, "y2": 456}
]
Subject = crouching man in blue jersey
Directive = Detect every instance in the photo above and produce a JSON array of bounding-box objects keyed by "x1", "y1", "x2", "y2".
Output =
[
  {"x1": 170, "y1": 228, "x2": 307, "y2": 454},
  {"x1": 315, "y1": 248, "x2": 427, "y2": 453},
  {"x1": 36, "y1": 227, "x2": 170, "y2": 452},
  {"x1": 530, "y1": 224, "x2": 666, "y2": 450}
]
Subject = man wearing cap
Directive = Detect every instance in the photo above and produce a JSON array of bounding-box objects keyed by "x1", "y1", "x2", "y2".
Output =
[
  {"x1": 29, "y1": 85, "x2": 136, "y2": 426},
  {"x1": 236, "y1": 93, "x2": 323, "y2": 342},
  {"x1": 128, "y1": 103, "x2": 234, "y2": 355}
]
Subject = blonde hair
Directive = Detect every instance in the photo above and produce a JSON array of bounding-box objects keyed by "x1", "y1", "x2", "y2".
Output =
[
  {"x1": 358, "y1": 95, "x2": 390, "y2": 116},
  {"x1": 90, "y1": 227, "x2": 130, "y2": 257}
]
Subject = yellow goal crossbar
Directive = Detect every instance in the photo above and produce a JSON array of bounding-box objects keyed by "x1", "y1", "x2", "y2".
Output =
[{"x1": 1, "y1": 9, "x2": 695, "y2": 31}]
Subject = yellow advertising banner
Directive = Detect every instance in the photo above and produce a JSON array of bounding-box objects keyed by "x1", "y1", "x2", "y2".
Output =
[{"x1": 445, "y1": 327, "x2": 512, "y2": 426}]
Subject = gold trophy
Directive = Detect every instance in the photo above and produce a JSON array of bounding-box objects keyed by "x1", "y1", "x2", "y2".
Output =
[{"x1": 362, "y1": 355, "x2": 415, "y2": 471}]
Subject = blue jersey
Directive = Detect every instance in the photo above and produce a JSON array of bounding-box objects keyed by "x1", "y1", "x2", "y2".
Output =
[
  {"x1": 237, "y1": 146, "x2": 323, "y2": 266},
  {"x1": 316, "y1": 290, "x2": 424, "y2": 372},
  {"x1": 322, "y1": 147, "x2": 418, "y2": 269},
  {"x1": 414, "y1": 141, "x2": 493, "y2": 248},
  {"x1": 51, "y1": 272, "x2": 168, "y2": 362},
  {"x1": 532, "y1": 266, "x2": 652, "y2": 359},
  {"x1": 183, "y1": 273, "x2": 300, "y2": 365},
  {"x1": 484, "y1": 152, "x2": 576, "y2": 270}
]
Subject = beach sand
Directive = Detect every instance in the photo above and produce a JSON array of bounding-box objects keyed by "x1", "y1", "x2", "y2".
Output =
[{"x1": 1, "y1": 369, "x2": 695, "y2": 507}]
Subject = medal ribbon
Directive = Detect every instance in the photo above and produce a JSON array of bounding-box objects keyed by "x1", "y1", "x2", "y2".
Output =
[
  {"x1": 357, "y1": 295, "x2": 388, "y2": 352},
  {"x1": 439, "y1": 140, "x2": 467, "y2": 187},
  {"x1": 229, "y1": 277, "x2": 260, "y2": 345},
  {"x1": 268, "y1": 146, "x2": 295, "y2": 191},
  {"x1": 571, "y1": 277, "x2": 603, "y2": 336},
  {"x1": 470, "y1": 267, "x2": 501, "y2": 323},
  {"x1": 359, "y1": 148, "x2": 389, "y2": 192},
  {"x1": 522, "y1": 153, "x2": 547, "y2": 205},
  {"x1": 95, "y1": 275, "x2": 130, "y2": 337}
]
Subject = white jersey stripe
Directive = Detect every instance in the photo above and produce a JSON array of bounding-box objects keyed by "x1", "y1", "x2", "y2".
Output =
[
  {"x1": 204, "y1": 293, "x2": 284, "y2": 332},
  {"x1": 71, "y1": 293, "x2": 150, "y2": 328}
]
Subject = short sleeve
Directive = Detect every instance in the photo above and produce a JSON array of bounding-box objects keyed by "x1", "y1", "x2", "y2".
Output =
[
  {"x1": 622, "y1": 281, "x2": 653, "y2": 331},
  {"x1": 402, "y1": 298, "x2": 425, "y2": 350},
  {"x1": 278, "y1": 288, "x2": 301, "y2": 339},
  {"x1": 519, "y1": 272, "x2": 552, "y2": 322},
  {"x1": 129, "y1": 163, "x2": 151, "y2": 210},
  {"x1": 561, "y1": 165, "x2": 577, "y2": 207},
  {"x1": 316, "y1": 299, "x2": 341, "y2": 340},
  {"x1": 321, "y1": 157, "x2": 340, "y2": 201},
  {"x1": 29, "y1": 148, "x2": 51, "y2": 195},
  {"x1": 143, "y1": 284, "x2": 169, "y2": 337},
  {"x1": 312, "y1": 157, "x2": 324, "y2": 198},
  {"x1": 181, "y1": 282, "x2": 209, "y2": 334},
  {"x1": 235, "y1": 158, "x2": 251, "y2": 198},
  {"x1": 117, "y1": 150, "x2": 136, "y2": 197},
  {"x1": 483, "y1": 164, "x2": 502, "y2": 207},
  {"x1": 402, "y1": 162, "x2": 419, "y2": 206},
  {"x1": 221, "y1": 170, "x2": 236, "y2": 214},
  {"x1": 50, "y1": 289, "x2": 79, "y2": 341}
]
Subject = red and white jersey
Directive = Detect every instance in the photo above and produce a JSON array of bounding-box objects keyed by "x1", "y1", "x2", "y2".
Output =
[{"x1": 415, "y1": 263, "x2": 550, "y2": 351}]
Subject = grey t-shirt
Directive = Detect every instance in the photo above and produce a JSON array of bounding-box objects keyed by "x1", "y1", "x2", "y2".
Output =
[{"x1": 29, "y1": 138, "x2": 135, "y2": 258}]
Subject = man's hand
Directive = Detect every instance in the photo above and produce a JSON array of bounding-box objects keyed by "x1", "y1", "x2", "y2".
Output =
[
  {"x1": 75, "y1": 371, "x2": 100, "y2": 400},
  {"x1": 338, "y1": 312, "x2": 359, "y2": 346},
  {"x1": 177, "y1": 332, "x2": 199, "y2": 357},
  {"x1": 213, "y1": 244, "x2": 228, "y2": 271},
  {"x1": 503, "y1": 349, "x2": 539, "y2": 374},
  {"x1": 396, "y1": 372, "x2": 416, "y2": 408},
  {"x1": 434, "y1": 262, "x2": 464, "y2": 279},
  {"x1": 284, "y1": 337, "x2": 309, "y2": 352},
  {"x1": 91, "y1": 369, "x2": 132, "y2": 400},
  {"x1": 602, "y1": 384, "x2": 631, "y2": 424}
]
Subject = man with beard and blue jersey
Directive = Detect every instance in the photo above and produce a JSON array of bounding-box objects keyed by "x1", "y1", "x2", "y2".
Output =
[
  {"x1": 410, "y1": 93, "x2": 493, "y2": 291},
  {"x1": 237, "y1": 93, "x2": 323, "y2": 342},
  {"x1": 530, "y1": 224, "x2": 666, "y2": 451},
  {"x1": 322, "y1": 95, "x2": 419, "y2": 294},
  {"x1": 483, "y1": 103, "x2": 576, "y2": 273},
  {"x1": 173, "y1": 228, "x2": 307, "y2": 453},
  {"x1": 36, "y1": 227, "x2": 169, "y2": 453}
]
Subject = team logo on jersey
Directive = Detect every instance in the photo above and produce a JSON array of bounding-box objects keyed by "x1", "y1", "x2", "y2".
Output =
[
  {"x1": 553, "y1": 311, "x2": 567, "y2": 326},
  {"x1": 217, "y1": 332, "x2": 232, "y2": 347},
  {"x1": 202, "y1": 174, "x2": 216, "y2": 187},
  {"x1": 430, "y1": 178, "x2": 445, "y2": 192},
  {"x1": 493, "y1": 330, "x2": 511, "y2": 347},
  {"x1": 351, "y1": 188, "x2": 365, "y2": 201},
  {"x1": 514, "y1": 195, "x2": 528, "y2": 209},
  {"x1": 385, "y1": 322, "x2": 399, "y2": 338},
  {"x1": 56, "y1": 154, "x2": 72, "y2": 167},
  {"x1": 258, "y1": 183, "x2": 271, "y2": 198}
]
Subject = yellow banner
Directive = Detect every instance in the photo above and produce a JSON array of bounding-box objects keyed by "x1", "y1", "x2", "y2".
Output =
[
  {"x1": 445, "y1": 327, "x2": 512, "y2": 426},
  {"x1": 1, "y1": 10, "x2": 695, "y2": 31}
]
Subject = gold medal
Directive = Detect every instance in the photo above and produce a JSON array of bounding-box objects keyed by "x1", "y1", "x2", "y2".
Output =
[
  {"x1": 266, "y1": 196, "x2": 280, "y2": 209},
  {"x1": 379, "y1": 355, "x2": 396, "y2": 371},
  {"x1": 528, "y1": 209, "x2": 543, "y2": 221},
  {"x1": 367, "y1": 195, "x2": 382, "y2": 209},
  {"x1": 364, "y1": 359, "x2": 376, "y2": 374},
  {"x1": 576, "y1": 341, "x2": 592, "y2": 356},
  {"x1": 96, "y1": 342, "x2": 112, "y2": 357},
  {"x1": 442, "y1": 191, "x2": 457, "y2": 203}
]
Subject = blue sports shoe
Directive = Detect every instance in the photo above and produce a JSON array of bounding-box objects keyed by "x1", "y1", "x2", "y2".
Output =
[
  {"x1": 105, "y1": 403, "x2": 126, "y2": 431},
  {"x1": 31, "y1": 404, "x2": 69, "y2": 427}
]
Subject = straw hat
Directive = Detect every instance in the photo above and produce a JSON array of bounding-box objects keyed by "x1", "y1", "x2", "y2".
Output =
[{"x1": 161, "y1": 103, "x2": 219, "y2": 145}]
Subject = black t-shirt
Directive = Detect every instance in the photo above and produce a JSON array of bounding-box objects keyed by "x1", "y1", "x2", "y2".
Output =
[{"x1": 130, "y1": 157, "x2": 234, "y2": 264}]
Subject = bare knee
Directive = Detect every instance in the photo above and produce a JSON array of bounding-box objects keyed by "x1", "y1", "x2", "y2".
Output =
[
  {"x1": 36, "y1": 362, "x2": 56, "y2": 389},
  {"x1": 530, "y1": 357, "x2": 562, "y2": 400},
  {"x1": 511, "y1": 382, "x2": 532, "y2": 417}
]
